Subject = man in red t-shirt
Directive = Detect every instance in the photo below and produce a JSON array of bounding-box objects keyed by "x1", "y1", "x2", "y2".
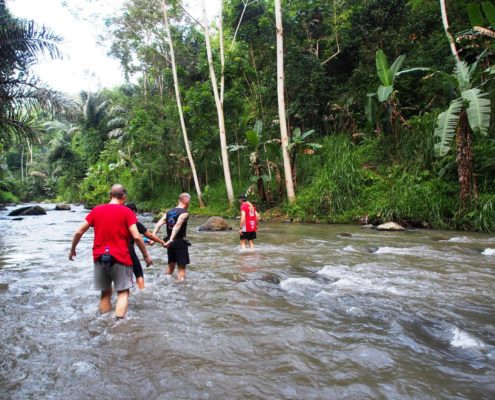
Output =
[
  {"x1": 69, "y1": 184, "x2": 153, "y2": 318},
  {"x1": 238, "y1": 194, "x2": 259, "y2": 249}
]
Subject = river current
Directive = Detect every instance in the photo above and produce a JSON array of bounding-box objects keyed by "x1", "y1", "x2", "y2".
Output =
[{"x1": 0, "y1": 204, "x2": 494, "y2": 399}]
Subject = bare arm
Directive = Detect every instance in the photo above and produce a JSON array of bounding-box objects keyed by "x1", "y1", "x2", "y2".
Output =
[
  {"x1": 239, "y1": 210, "x2": 246, "y2": 232},
  {"x1": 69, "y1": 221, "x2": 90, "y2": 260},
  {"x1": 130, "y1": 224, "x2": 153, "y2": 267},
  {"x1": 152, "y1": 213, "x2": 167, "y2": 236},
  {"x1": 143, "y1": 231, "x2": 166, "y2": 246},
  {"x1": 164, "y1": 213, "x2": 189, "y2": 247}
]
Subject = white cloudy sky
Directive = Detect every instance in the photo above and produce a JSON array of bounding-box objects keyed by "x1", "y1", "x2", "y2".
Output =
[{"x1": 6, "y1": 0, "x2": 219, "y2": 94}]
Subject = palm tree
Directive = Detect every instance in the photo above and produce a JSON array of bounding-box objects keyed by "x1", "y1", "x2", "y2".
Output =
[{"x1": 0, "y1": 2, "x2": 75, "y2": 144}]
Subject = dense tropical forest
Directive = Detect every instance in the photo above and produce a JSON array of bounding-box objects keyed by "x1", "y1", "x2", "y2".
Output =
[{"x1": 1, "y1": 0, "x2": 494, "y2": 230}]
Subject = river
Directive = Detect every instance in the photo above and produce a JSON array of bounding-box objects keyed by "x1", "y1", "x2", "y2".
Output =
[{"x1": 0, "y1": 204, "x2": 494, "y2": 399}]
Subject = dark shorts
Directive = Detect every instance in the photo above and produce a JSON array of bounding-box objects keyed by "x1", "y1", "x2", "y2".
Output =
[
  {"x1": 167, "y1": 239, "x2": 190, "y2": 266},
  {"x1": 130, "y1": 246, "x2": 143, "y2": 278},
  {"x1": 94, "y1": 261, "x2": 133, "y2": 291},
  {"x1": 240, "y1": 231, "x2": 257, "y2": 241}
]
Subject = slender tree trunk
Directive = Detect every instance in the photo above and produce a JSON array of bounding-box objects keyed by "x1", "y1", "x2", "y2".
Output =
[
  {"x1": 20, "y1": 145, "x2": 24, "y2": 182},
  {"x1": 219, "y1": 0, "x2": 225, "y2": 106},
  {"x1": 275, "y1": 0, "x2": 296, "y2": 203},
  {"x1": 201, "y1": 0, "x2": 234, "y2": 207},
  {"x1": 161, "y1": 0, "x2": 204, "y2": 207},
  {"x1": 456, "y1": 110, "x2": 477, "y2": 208},
  {"x1": 440, "y1": 0, "x2": 461, "y2": 62}
]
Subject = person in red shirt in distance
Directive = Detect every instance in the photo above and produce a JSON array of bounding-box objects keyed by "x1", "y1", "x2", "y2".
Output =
[
  {"x1": 68, "y1": 184, "x2": 153, "y2": 318},
  {"x1": 238, "y1": 194, "x2": 260, "y2": 249}
]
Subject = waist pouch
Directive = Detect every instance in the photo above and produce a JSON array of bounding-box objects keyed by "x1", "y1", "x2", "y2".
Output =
[{"x1": 99, "y1": 253, "x2": 114, "y2": 265}]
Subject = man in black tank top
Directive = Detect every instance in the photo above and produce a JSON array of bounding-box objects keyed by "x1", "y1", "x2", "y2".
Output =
[{"x1": 152, "y1": 193, "x2": 191, "y2": 282}]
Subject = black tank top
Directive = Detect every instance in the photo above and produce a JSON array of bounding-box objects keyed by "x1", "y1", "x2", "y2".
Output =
[{"x1": 166, "y1": 207, "x2": 188, "y2": 239}]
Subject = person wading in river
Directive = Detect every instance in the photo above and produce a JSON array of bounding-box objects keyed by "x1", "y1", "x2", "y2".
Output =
[
  {"x1": 125, "y1": 202, "x2": 166, "y2": 289},
  {"x1": 238, "y1": 194, "x2": 259, "y2": 249},
  {"x1": 68, "y1": 184, "x2": 153, "y2": 318},
  {"x1": 153, "y1": 193, "x2": 191, "y2": 282}
]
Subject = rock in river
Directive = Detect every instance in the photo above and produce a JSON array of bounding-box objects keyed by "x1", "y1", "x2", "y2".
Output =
[
  {"x1": 8, "y1": 205, "x2": 47, "y2": 216},
  {"x1": 198, "y1": 216, "x2": 232, "y2": 231}
]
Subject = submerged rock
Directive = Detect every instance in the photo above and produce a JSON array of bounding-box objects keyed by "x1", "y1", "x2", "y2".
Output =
[
  {"x1": 55, "y1": 203, "x2": 71, "y2": 211},
  {"x1": 198, "y1": 216, "x2": 232, "y2": 231},
  {"x1": 8, "y1": 205, "x2": 46, "y2": 216},
  {"x1": 259, "y1": 274, "x2": 281, "y2": 285},
  {"x1": 376, "y1": 222, "x2": 405, "y2": 231}
]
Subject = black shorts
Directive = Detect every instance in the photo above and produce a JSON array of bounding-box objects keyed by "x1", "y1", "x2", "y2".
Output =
[
  {"x1": 240, "y1": 231, "x2": 256, "y2": 240},
  {"x1": 167, "y1": 239, "x2": 190, "y2": 265}
]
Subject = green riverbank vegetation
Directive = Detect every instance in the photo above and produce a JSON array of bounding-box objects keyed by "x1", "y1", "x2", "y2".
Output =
[{"x1": 1, "y1": 0, "x2": 494, "y2": 231}]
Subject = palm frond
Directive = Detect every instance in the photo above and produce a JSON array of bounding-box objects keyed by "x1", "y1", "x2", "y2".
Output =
[
  {"x1": 461, "y1": 88, "x2": 491, "y2": 135},
  {"x1": 434, "y1": 98, "x2": 464, "y2": 157},
  {"x1": 0, "y1": 18, "x2": 63, "y2": 72}
]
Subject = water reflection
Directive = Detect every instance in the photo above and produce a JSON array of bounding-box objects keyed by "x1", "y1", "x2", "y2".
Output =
[{"x1": 0, "y1": 204, "x2": 494, "y2": 399}]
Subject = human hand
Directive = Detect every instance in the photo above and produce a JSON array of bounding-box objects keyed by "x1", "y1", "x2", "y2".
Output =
[
  {"x1": 68, "y1": 249, "x2": 76, "y2": 260},
  {"x1": 145, "y1": 256, "x2": 153, "y2": 267},
  {"x1": 163, "y1": 240, "x2": 173, "y2": 248}
]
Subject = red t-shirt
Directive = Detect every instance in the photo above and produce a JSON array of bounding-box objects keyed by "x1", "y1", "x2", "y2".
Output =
[
  {"x1": 85, "y1": 204, "x2": 137, "y2": 266},
  {"x1": 241, "y1": 202, "x2": 257, "y2": 232}
]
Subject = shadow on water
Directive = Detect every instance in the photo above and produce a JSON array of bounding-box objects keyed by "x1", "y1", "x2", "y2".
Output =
[{"x1": 0, "y1": 204, "x2": 494, "y2": 399}]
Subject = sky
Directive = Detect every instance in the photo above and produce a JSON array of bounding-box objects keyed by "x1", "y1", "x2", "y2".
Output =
[{"x1": 6, "y1": 0, "x2": 220, "y2": 94}]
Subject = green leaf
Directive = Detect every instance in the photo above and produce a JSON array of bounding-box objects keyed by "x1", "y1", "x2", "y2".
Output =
[
  {"x1": 377, "y1": 85, "x2": 393, "y2": 102},
  {"x1": 434, "y1": 98, "x2": 464, "y2": 157},
  {"x1": 462, "y1": 88, "x2": 491, "y2": 135},
  {"x1": 482, "y1": 1, "x2": 495, "y2": 26},
  {"x1": 467, "y1": 3, "x2": 485, "y2": 26},
  {"x1": 365, "y1": 93, "x2": 377, "y2": 125},
  {"x1": 389, "y1": 55, "x2": 406, "y2": 83},
  {"x1": 253, "y1": 120, "x2": 263, "y2": 136},
  {"x1": 396, "y1": 67, "x2": 432, "y2": 76},
  {"x1": 376, "y1": 50, "x2": 392, "y2": 86},
  {"x1": 300, "y1": 129, "x2": 315, "y2": 140},
  {"x1": 245, "y1": 130, "x2": 259, "y2": 147},
  {"x1": 455, "y1": 60, "x2": 471, "y2": 91}
]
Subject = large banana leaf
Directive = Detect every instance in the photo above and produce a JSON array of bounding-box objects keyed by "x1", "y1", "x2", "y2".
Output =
[
  {"x1": 434, "y1": 98, "x2": 464, "y2": 157},
  {"x1": 389, "y1": 55, "x2": 406, "y2": 84},
  {"x1": 482, "y1": 1, "x2": 495, "y2": 26},
  {"x1": 376, "y1": 50, "x2": 392, "y2": 86},
  {"x1": 462, "y1": 88, "x2": 491, "y2": 135},
  {"x1": 377, "y1": 85, "x2": 393, "y2": 102},
  {"x1": 467, "y1": 3, "x2": 485, "y2": 26},
  {"x1": 455, "y1": 60, "x2": 471, "y2": 91}
]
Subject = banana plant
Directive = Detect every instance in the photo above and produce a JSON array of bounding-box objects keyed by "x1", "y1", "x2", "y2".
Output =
[
  {"x1": 365, "y1": 50, "x2": 405, "y2": 128},
  {"x1": 434, "y1": 56, "x2": 491, "y2": 207},
  {"x1": 287, "y1": 128, "x2": 321, "y2": 187}
]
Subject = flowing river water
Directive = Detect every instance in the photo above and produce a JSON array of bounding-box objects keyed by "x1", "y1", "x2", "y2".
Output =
[{"x1": 0, "y1": 204, "x2": 494, "y2": 399}]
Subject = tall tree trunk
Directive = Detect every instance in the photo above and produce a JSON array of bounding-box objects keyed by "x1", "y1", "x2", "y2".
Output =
[
  {"x1": 275, "y1": 0, "x2": 296, "y2": 203},
  {"x1": 440, "y1": 0, "x2": 461, "y2": 62},
  {"x1": 201, "y1": 0, "x2": 234, "y2": 207},
  {"x1": 161, "y1": 0, "x2": 204, "y2": 207},
  {"x1": 219, "y1": 0, "x2": 225, "y2": 106},
  {"x1": 456, "y1": 110, "x2": 477, "y2": 208}
]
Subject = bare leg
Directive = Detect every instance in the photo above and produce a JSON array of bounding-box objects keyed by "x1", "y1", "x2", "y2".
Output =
[
  {"x1": 115, "y1": 289, "x2": 129, "y2": 318},
  {"x1": 248, "y1": 240, "x2": 255, "y2": 249},
  {"x1": 166, "y1": 262, "x2": 176, "y2": 275},
  {"x1": 177, "y1": 265, "x2": 186, "y2": 282},
  {"x1": 240, "y1": 239, "x2": 247, "y2": 249},
  {"x1": 100, "y1": 289, "x2": 112, "y2": 314}
]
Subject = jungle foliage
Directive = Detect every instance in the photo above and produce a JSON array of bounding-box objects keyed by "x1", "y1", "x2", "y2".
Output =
[{"x1": 1, "y1": 0, "x2": 495, "y2": 231}]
